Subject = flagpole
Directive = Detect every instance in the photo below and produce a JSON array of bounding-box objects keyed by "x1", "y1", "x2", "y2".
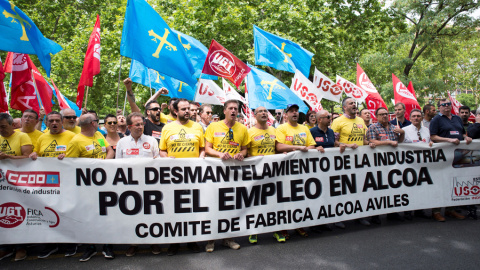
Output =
[
  {"x1": 84, "y1": 86, "x2": 90, "y2": 109},
  {"x1": 147, "y1": 68, "x2": 153, "y2": 97},
  {"x1": 115, "y1": 56, "x2": 123, "y2": 112},
  {"x1": 123, "y1": 91, "x2": 127, "y2": 117}
]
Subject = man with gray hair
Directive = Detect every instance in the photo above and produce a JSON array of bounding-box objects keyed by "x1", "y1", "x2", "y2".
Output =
[
  {"x1": 198, "y1": 104, "x2": 213, "y2": 132},
  {"x1": 66, "y1": 114, "x2": 114, "y2": 262}
]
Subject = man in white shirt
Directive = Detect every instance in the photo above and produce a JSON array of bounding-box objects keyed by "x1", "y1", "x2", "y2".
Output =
[{"x1": 403, "y1": 109, "x2": 432, "y2": 144}]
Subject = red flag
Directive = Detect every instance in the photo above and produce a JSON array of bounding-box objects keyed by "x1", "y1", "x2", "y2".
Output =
[
  {"x1": 76, "y1": 15, "x2": 101, "y2": 108},
  {"x1": 0, "y1": 57, "x2": 8, "y2": 113},
  {"x1": 448, "y1": 92, "x2": 476, "y2": 122},
  {"x1": 392, "y1": 74, "x2": 420, "y2": 121},
  {"x1": 202, "y1": 40, "x2": 250, "y2": 87},
  {"x1": 9, "y1": 53, "x2": 52, "y2": 114},
  {"x1": 356, "y1": 64, "x2": 387, "y2": 121},
  {"x1": 51, "y1": 79, "x2": 70, "y2": 110}
]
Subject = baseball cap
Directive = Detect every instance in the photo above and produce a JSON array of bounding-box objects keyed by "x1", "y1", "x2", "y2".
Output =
[{"x1": 286, "y1": 104, "x2": 299, "y2": 113}]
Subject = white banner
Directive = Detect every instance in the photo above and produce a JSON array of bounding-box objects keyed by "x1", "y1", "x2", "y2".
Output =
[
  {"x1": 290, "y1": 69, "x2": 323, "y2": 112},
  {"x1": 1, "y1": 142, "x2": 480, "y2": 244},
  {"x1": 313, "y1": 68, "x2": 343, "y2": 103},
  {"x1": 336, "y1": 75, "x2": 368, "y2": 104},
  {"x1": 194, "y1": 79, "x2": 226, "y2": 105}
]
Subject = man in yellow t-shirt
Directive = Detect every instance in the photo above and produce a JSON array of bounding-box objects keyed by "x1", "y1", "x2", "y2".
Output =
[
  {"x1": 275, "y1": 104, "x2": 315, "y2": 239},
  {"x1": 204, "y1": 100, "x2": 249, "y2": 252},
  {"x1": 331, "y1": 97, "x2": 368, "y2": 153},
  {"x1": 42, "y1": 108, "x2": 81, "y2": 134},
  {"x1": 66, "y1": 114, "x2": 114, "y2": 160},
  {"x1": 16, "y1": 109, "x2": 43, "y2": 152},
  {"x1": 159, "y1": 99, "x2": 204, "y2": 255},
  {"x1": 0, "y1": 113, "x2": 33, "y2": 160},
  {"x1": 31, "y1": 111, "x2": 76, "y2": 159},
  {"x1": 160, "y1": 99, "x2": 205, "y2": 159}
]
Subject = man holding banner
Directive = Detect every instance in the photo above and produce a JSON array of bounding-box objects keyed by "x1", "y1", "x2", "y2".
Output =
[
  {"x1": 205, "y1": 100, "x2": 250, "y2": 252},
  {"x1": 159, "y1": 98, "x2": 204, "y2": 255},
  {"x1": 390, "y1": 103, "x2": 411, "y2": 128}
]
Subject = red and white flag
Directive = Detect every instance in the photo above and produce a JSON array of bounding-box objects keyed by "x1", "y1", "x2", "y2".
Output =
[
  {"x1": 448, "y1": 92, "x2": 475, "y2": 122},
  {"x1": 51, "y1": 79, "x2": 70, "y2": 110},
  {"x1": 222, "y1": 78, "x2": 246, "y2": 103},
  {"x1": 336, "y1": 75, "x2": 368, "y2": 104},
  {"x1": 202, "y1": 40, "x2": 250, "y2": 87},
  {"x1": 313, "y1": 68, "x2": 343, "y2": 103},
  {"x1": 0, "y1": 57, "x2": 8, "y2": 113},
  {"x1": 356, "y1": 64, "x2": 387, "y2": 120},
  {"x1": 76, "y1": 15, "x2": 101, "y2": 108},
  {"x1": 267, "y1": 110, "x2": 275, "y2": 126},
  {"x1": 290, "y1": 69, "x2": 323, "y2": 112},
  {"x1": 194, "y1": 79, "x2": 226, "y2": 105},
  {"x1": 392, "y1": 74, "x2": 420, "y2": 121}
]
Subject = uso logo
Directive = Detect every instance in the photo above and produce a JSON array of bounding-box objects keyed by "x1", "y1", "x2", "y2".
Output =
[
  {"x1": 208, "y1": 50, "x2": 236, "y2": 77},
  {"x1": 0, "y1": 202, "x2": 26, "y2": 228}
]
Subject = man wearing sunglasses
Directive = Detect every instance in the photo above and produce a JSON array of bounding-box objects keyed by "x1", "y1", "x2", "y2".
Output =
[
  {"x1": 66, "y1": 114, "x2": 114, "y2": 261},
  {"x1": 198, "y1": 104, "x2": 213, "y2": 132},
  {"x1": 429, "y1": 98, "x2": 472, "y2": 222},
  {"x1": 205, "y1": 99, "x2": 250, "y2": 252},
  {"x1": 310, "y1": 110, "x2": 335, "y2": 153},
  {"x1": 143, "y1": 101, "x2": 165, "y2": 142},
  {"x1": 273, "y1": 109, "x2": 284, "y2": 128}
]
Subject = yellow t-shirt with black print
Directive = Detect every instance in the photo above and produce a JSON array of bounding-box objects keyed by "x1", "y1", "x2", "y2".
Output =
[
  {"x1": 248, "y1": 126, "x2": 276, "y2": 156},
  {"x1": 205, "y1": 121, "x2": 249, "y2": 156},
  {"x1": 159, "y1": 121, "x2": 205, "y2": 158}
]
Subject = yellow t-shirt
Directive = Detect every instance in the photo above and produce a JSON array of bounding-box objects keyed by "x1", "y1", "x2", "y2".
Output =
[
  {"x1": 36, "y1": 130, "x2": 76, "y2": 157},
  {"x1": 0, "y1": 131, "x2": 32, "y2": 156},
  {"x1": 66, "y1": 132, "x2": 110, "y2": 159},
  {"x1": 15, "y1": 129, "x2": 43, "y2": 152},
  {"x1": 331, "y1": 115, "x2": 366, "y2": 144},
  {"x1": 44, "y1": 126, "x2": 81, "y2": 134},
  {"x1": 205, "y1": 121, "x2": 250, "y2": 155},
  {"x1": 160, "y1": 113, "x2": 168, "y2": 124},
  {"x1": 276, "y1": 123, "x2": 316, "y2": 146},
  {"x1": 305, "y1": 123, "x2": 315, "y2": 130},
  {"x1": 159, "y1": 121, "x2": 205, "y2": 158},
  {"x1": 248, "y1": 126, "x2": 276, "y2": 156},
  {"x1": 165, "y1": 114, "x2": 176, "y2": 124}
]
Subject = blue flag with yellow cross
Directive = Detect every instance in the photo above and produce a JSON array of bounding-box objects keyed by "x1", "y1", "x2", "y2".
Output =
[
  {"x1": 253, "y1": 25, "x2": 313, "y2": 77},
  {"x1": 0, "y1": 0, "x2": 62, "y2": 76},
  {"x1": 246, "y1": 64, "x2": 309, "y2": 113},
  {"x1": 129, "y1": 59, "x2": 195, "y2": 100},
  {"x1": 120, "y1": 0, "x2": 197, "y2": 87}
]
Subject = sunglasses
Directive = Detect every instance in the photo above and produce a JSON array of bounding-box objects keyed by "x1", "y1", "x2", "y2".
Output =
[
  {"x1": 64, "y1": 116, "x2": 77, "y2": 120},
  {"x1": 148, "y1": 107, "x2": 161, "y2": 111},
  {"x1": 440, "y1": 102, "x2": 451, "y2": 107},
  {"x1": 417, "y1": 131, "x2": 422, "y2": 141},
  {"x1": 276, "y1": 112, "x2": 282, "y2": 115},
  {"x1": 107, "y1": 121, "x2": 117, "y2": 125},
  {"x1": 228, "y1": 128, "x2": 234, "y2": 140},
  {"x1": 92, "y1": 119, "x2": 99, "y2": 123}
]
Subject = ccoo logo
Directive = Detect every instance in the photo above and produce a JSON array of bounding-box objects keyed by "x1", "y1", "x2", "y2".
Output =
[
  {"x1": 0, "y1": 202, "x2": 26, "y2": 228},
  {"x1": 208, "y1": 50, "x2": 236, "y2": 77}
]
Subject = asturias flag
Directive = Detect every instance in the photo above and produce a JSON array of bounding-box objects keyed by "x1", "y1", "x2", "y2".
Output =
[
  {"x1": 120, "y1": 0, "x2": 197, "y2": 87},
  {"x1": 253, "y1": 25, "x2": 313, "y2": 77},
  {"x1": 246, "y1": 64, "x2": 309, "y2": 113},
  {"x1": 76, "y1": 14, "x2": 101, "y2": 108},
  {"x1": 0, "y1": 0, "x2": 62, "y2": 76}
]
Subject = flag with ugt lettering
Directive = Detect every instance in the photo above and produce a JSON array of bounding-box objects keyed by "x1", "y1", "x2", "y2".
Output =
[
  {"x1": 392, "y1": 74, "x2": 420, "y2": 121},
  {"x1": 253, "y1": 25, "x2": 313, "y2": 77},
  {"x1": 0, "y1": 0, "x2": 62, "y2": 76},
  {"x1": 356, "y1": 64, "x2": 387, "y2": 121},
  {"x1": 120, "y1": 0, "x2": 197, "y2": 87},
  {"x1": 201, "y1": 40, "x2": 250, "y2": 88},
  {"x1": 76, "y1": 14, "x2": 101, "y2": 108}
]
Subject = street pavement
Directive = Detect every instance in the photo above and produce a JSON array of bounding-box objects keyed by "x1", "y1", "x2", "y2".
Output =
[{"x1": 2, "y1": 212, "x2": 480, "y2": 270}]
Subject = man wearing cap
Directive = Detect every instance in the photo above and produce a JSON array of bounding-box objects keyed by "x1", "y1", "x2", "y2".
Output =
[
  {"x1": 429, "y1": 98, "x2": 472, "y2": 222},
  {"x1": 276, "y1": 104, "x2": 316, "y2": 238}
]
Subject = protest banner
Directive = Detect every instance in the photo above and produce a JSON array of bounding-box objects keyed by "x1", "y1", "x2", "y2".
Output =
[{"x1": 1, "y1": 142, "x2": 479, "y2": 244}]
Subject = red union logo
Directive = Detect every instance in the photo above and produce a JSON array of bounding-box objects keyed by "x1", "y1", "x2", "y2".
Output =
[
  {"x1": 208, "y1": 50, "x2": 236, "y2": 77},
  {"x1": 395, "y1": 82, "x2": 416, "y2": 100},
  {"x1": 6, "y1": 171, "x2": 60, "y2": 187},
  {"x1": 0, "y1": 202, "x2": 26, "y2": 228}
]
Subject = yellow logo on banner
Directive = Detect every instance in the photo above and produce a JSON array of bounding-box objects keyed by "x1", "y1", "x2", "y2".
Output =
[
  {"x1": 3, "y1": 3, "x2": 31, "y2": 41},
  {"x1": 149, "y1": 28, "x2": 177, "y2": 58},
  {"x1": 261, "y1": 79, "x2": 285, "y2": 100},
  {"x1": 177, "y1": 33, "x2": 191, "y2": 50},
  {"x1": 280, "y1": 42, "x2": 292, "y2": 63},
  {"x1": 154, "y1": 71, "x2": 165, "y2": 83}
]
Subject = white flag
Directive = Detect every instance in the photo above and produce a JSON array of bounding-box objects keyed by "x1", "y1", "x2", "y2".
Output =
[
  {"x1": 194, "y1": 79, "x2": 226, "y2": 105},
  {"x1": 313, "y1": 68, "x2": 343, "y2": 103},
  {"x1": 222, "y1": 78, "x2": 246, "y2": 103},
  {"x1": 290, "y1": 70, "x2": 323, "y2": 112},
  {"x1": 336, "y1": 75, "x2": 368, "y2": 104}
]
